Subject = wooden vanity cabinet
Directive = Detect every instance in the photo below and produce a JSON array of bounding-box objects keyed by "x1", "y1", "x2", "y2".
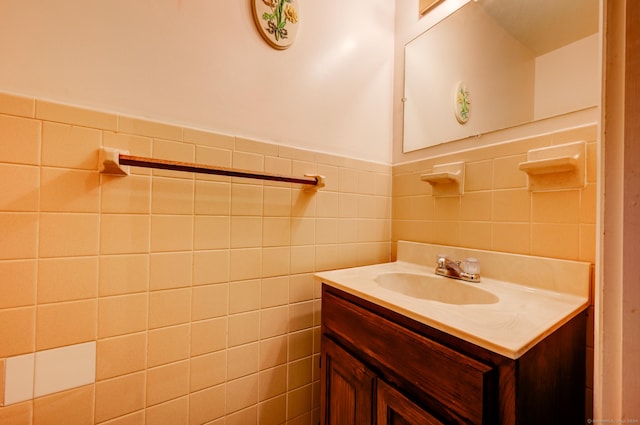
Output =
[{"x1": 320, "y1": 285, "x2": 587, "y2": 425}]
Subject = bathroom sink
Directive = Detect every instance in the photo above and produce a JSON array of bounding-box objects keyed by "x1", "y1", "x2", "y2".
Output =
[{"x1": 374, "y1": 272, "x2": 499, "y2": 305}]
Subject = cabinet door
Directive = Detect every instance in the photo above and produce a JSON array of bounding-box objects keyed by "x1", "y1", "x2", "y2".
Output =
[
  {"x1": 321, "y1": 336, "x2": 376, "y2": 425},
  {"x1": 376, "y1": 380, "x2": 444, "y2": 425}
]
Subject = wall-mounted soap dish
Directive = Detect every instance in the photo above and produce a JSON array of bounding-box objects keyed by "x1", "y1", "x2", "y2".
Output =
[
  {"x1": 421, "y1": 161, "x2": 464, "y2": 196},
  {"x1": 519, "y1": 141, "x2": 586, "y2": 191}
]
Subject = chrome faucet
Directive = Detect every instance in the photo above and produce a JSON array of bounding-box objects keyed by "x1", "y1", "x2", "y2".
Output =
[{"x1": 435, "y1": 255, "x2": 481, "y2": 283}]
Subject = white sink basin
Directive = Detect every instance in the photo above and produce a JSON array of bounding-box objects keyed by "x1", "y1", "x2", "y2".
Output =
[{"x1": 375, "y1": 272, "x2": 499, "y2": 305}]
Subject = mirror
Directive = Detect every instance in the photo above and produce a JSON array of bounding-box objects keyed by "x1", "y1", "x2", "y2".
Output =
[{"x1": 403, "y1": 0, "x2": 599, "y2": 152}]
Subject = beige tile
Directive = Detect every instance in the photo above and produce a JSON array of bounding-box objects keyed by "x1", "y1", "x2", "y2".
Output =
[
  {"x1": 581, "y1": 183, "x2": 597, "y2": 224},
  {"x1": 0, "y1": 307, "x2": 35, "y2": 357},
  {"x1": 39, "y1": 213, "x2": 99, "y2": 258},
  {"x1": 233, "y1": 150, "x2": 264, "y2": 174},
  {"x1": 147, "y1": 325, "x2": 190, "y2": 368},
  {"x1": 192, "y1": 139, "x2": 234, "y2": 162},
  {"x1": 0, "y1": 92, "x2": 35, "y2": 117},
  {"x1": 191, "y1": 318, "x2": 227, "y2": 357},
  {"x1": 0, "y1": 115, "x2": 41, "y2": 165},
  {"x1": 95, "y1": 372, "x2": 146, "y2": 423},
  {"x1": 33, "y1": 385, "x2": 94, "y2": 425},
  {"x1": 316, "y1": 192, "x2": 339, "y2": 218},
  {"x1": 580, "y1": 224, "x2": 597, "y2": 264},
  {"x1": 288, "y1": 330, "x2": 313, "y2": 361},
  {"x1": 493, "y1": 154, "x2": 527, "y2": 189},
  {"x1": 146, "y1": 397, "x2": 188, "y2": 425},
  {"x1": 289, "y1": 274, "x2": 314, "y2": 304},
  {"x1": 461, "y1": 192, "x2": 492, "y2": 222},
  {"x1": 194, "y1": 180, "x2": 230, "y2": 215},
  {"x1": 464, "y1": 160, "x2": 493, "y2": 192},
  {"x1": 100, "y1": 214, "x2": 150, "y2": 255},
  {"x1": 434, "y1": 197, "x2": 461, "y2": 221},
  {"x1": 227, "y1": 374, "x2": 259, "y2": 414},
  {"x1": 41, "y1": 122, "x2": 100, "y2": 170},
  {"x1": 493, "y1": 189, "x2": 531, "y2": 222},
  {"x1": 191, "y1": 283, "x2": 228, "y2": 321},
  {"x1": 261, "y1": 276, "x2": 289, "y2": 308},
  {"x1": 0, "y1": 401, "x2": 33, "y2": 425},
  {"x1": 99, "y1": 254, "x2": 148, "y2": 296},
  {"x1": 227, "y1": 343, "x2": 259, "y2": 380},
  {"x1": 287, "y1": 385, "x2": 312, "y2": 420},
  {"x1": 290, "y1": 218, "x2": 315, "y2": 246},
  {"x1": 337, "y1": 219, "x2": 359, "y2": 243},
  {"x1": 231, "y1": 217, "x2": 263, "y2": 248},
  {"x1": 289, "y1": 245, "x2": 315, "y2": 275},
  {"x1": 190, "y1": 351, "x2": 226, "y2": 392},
  {"x1": 339, "y1": 193, "x2": 359, "y2": 218},
  {"x1": 263, "y1": 217, "x2": 291, "y2": 247},
  {"x1": 146, "y1": 361, "x2": 189, "y2": 407},
  {"x1": 149, "y1": 252, "x2": 192, "y2": 290},
  {"x1": 228, "y1": 312, "x2": 259, "y2": 347},
  {"x1": 101, "y1": 174, "x2": 151, "y2": 214},
  {"x1": 336, "y1": 244, "x2": 359, "y2": 269},
  {"x1": 0, "y1": 163, "x2": 39, "y2": 212},
  {"x1": 193, "y1": 216, "x2": 230, "y2": 250},
  {"x1": 264, "y1": 156, "x2": 292, "y2": 187},
  {"x1": 37, "y1": 257, "x2": 98, "y2": 303},
  {"x1": 259, "y1": 395, "x2": 287, "y2": 425},
  {"x1": 263, "y1": 186, "x2": 292, "y2": 217},
  {"x1": 315, "y1": 244, "x2": 338, "y2": 272},
  {"x1": 459, "y1": 222, "x2": 493, "y2": 251},
  {"x1": 94, "y1": 410, "x2": 144, "y2": 425},
  {"x1": 152, "y1": 139, "x2": 194, "y2": 179},
  {"x1": 236, "y1": 137, "x2": 278, "y2": 157},
  {"x1": 150, "y1": 215, "x2": 193, "y2": 252},
  {"x1": 119, "y1": 117, "x2": 182, "y2": 141},
  {"x1": 315, "y1": 219, "x2": 338, "y2": 245},
  {"x1": 189, "y1": 384, "x2": 225, "y2": 425},
  {"x1": 184, "y1": 128, "x2": 234, "y2": 149},
  {"x1": 260, "y1": 306, "x2": 288, "y2": 339},
  {"x1": 98, "y1": 293, "x2": 147, "y2": 339},
  {"x1": 357, "y1": 220, "x2": 389, "y2": 243},
  {"x1": 288, "y1": 357, "x2": 312, "y2": 390},
  {"x1": 532, "y1": 223, "x2": 580, "y2": 260},
  {"x1": 148, "y1": 288, "x2": 191, "y2": 329},
  {"x1": 151, "y1": 177, "x2": 194, "y2": 214},
  {"x1": 226, "y1": 406, "x2": 258, "y2": 425},
  {"x1": 36, "y1": 299, "x2": 97, "y2": 350},
  {"x1": 39, "y1": 168, "x2": 100, "y2": 212},
  {"x1": 231, "y1": 184, "x2": 263, "y2": 216},
  {"x1": 36, "y1": 100, "x2": 117, "y2": 131},
  {"x1": 289, "y1": 302, "x2": 314, "y2": 332},
  {"x1": 262, "y1": 247, "x2": 291, "y2": 278},
  {"x1": 532, "y1": 190, "x2": 580, "y2": 224},
  {"x1": 260, "y1": 336, "x2": 288, "y2": 370},
  {"x1": 229, "y1": 279, "x2": 260, "y2": 314},
  {"x1": 0, "y1": 260, "x2": 36, "y2": 309},
  {"x1": 103, "y1": 131, "x2": 153, "y2": 161},
  {"x1": 259, "y1": 365, "x2": 287, "y2": 401},
  {"x1": 492, "y1": 223, "x2": 531, "y2": 255},
  {"x1": 0, "y1": 213, "x2": 38, "y2": 260},
  {"x1": 192, "y1": 250, "x2": 229, "y2": 286},
  {"x1": 96, "y1": 333, "x2": 147, "y2": 380},
  {"x1": 586, "y1": 141, "x2": 597, "y2": 183},
  {"x1": 229, "y1": 248, "x2": 261, "y2": 282},
  {"x1": 290, "y1": 188, "x2": 316, "y2": 218}
]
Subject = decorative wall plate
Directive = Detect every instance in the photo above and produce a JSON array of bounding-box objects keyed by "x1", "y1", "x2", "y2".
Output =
[
  {"x1": 454, "y1": 81, "x2": 471, "y2": 124},
  {"x1": 252, "y1": 0, "x2": 300, "y2": 50}
]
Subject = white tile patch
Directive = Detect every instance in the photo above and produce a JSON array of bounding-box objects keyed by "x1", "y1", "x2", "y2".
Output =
[
  {"x1": 4, "y1": 353, "x2": 35, "y2": 405},
  {"x1": 3, "y1": 342, "x2": 97, "y2": 405},
  {"x1": 34, "y1": 341, "x2": 96, "y2": 398}
]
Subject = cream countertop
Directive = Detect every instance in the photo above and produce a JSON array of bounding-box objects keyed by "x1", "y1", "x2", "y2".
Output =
[{"x1": 315, "y1": 241, "x2": 591, "y2": 359}]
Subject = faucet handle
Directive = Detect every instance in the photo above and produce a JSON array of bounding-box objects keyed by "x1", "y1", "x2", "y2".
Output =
[{"x1": 462, "y1": 258, "x2": 480, "y2": 275}]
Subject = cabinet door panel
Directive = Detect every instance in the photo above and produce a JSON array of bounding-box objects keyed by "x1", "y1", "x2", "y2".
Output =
[
  {"x1": 321, "y1": 336, "x2": 375, "y2": 425},
  {"x1": 377, "y1": 380, "x2": 444, "y2": 425}
]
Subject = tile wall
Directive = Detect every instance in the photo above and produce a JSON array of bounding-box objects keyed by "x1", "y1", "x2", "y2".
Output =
[
  {"x1": 392, "y1": 123, "x2": 598, "y2": 417},
  {"x1": 0, "y1": 91, "x2": 392, "y2": 425}
]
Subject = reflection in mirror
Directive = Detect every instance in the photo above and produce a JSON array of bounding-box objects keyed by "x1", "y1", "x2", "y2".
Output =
[{"x1": 403, "y1": 0, "x2": 599, "y2": 153}]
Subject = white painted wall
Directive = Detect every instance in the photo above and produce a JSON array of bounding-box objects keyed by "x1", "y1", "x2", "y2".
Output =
[
  {"x1": 0, "y1": 0, "x2": 395, "y2": 163},
  {"x1": 534, "y1": 33, "x2": 600, "y2": 120}
]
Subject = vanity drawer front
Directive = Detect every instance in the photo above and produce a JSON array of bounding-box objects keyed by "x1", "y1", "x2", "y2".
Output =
[{"x1": 322, "y1": 289, "x2": 497, "y2": 424}]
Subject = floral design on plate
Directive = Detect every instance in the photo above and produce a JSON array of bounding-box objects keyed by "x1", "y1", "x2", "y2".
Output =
[{"x1": 252, "y1": 0, "x2": 300, "y2": 50}]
